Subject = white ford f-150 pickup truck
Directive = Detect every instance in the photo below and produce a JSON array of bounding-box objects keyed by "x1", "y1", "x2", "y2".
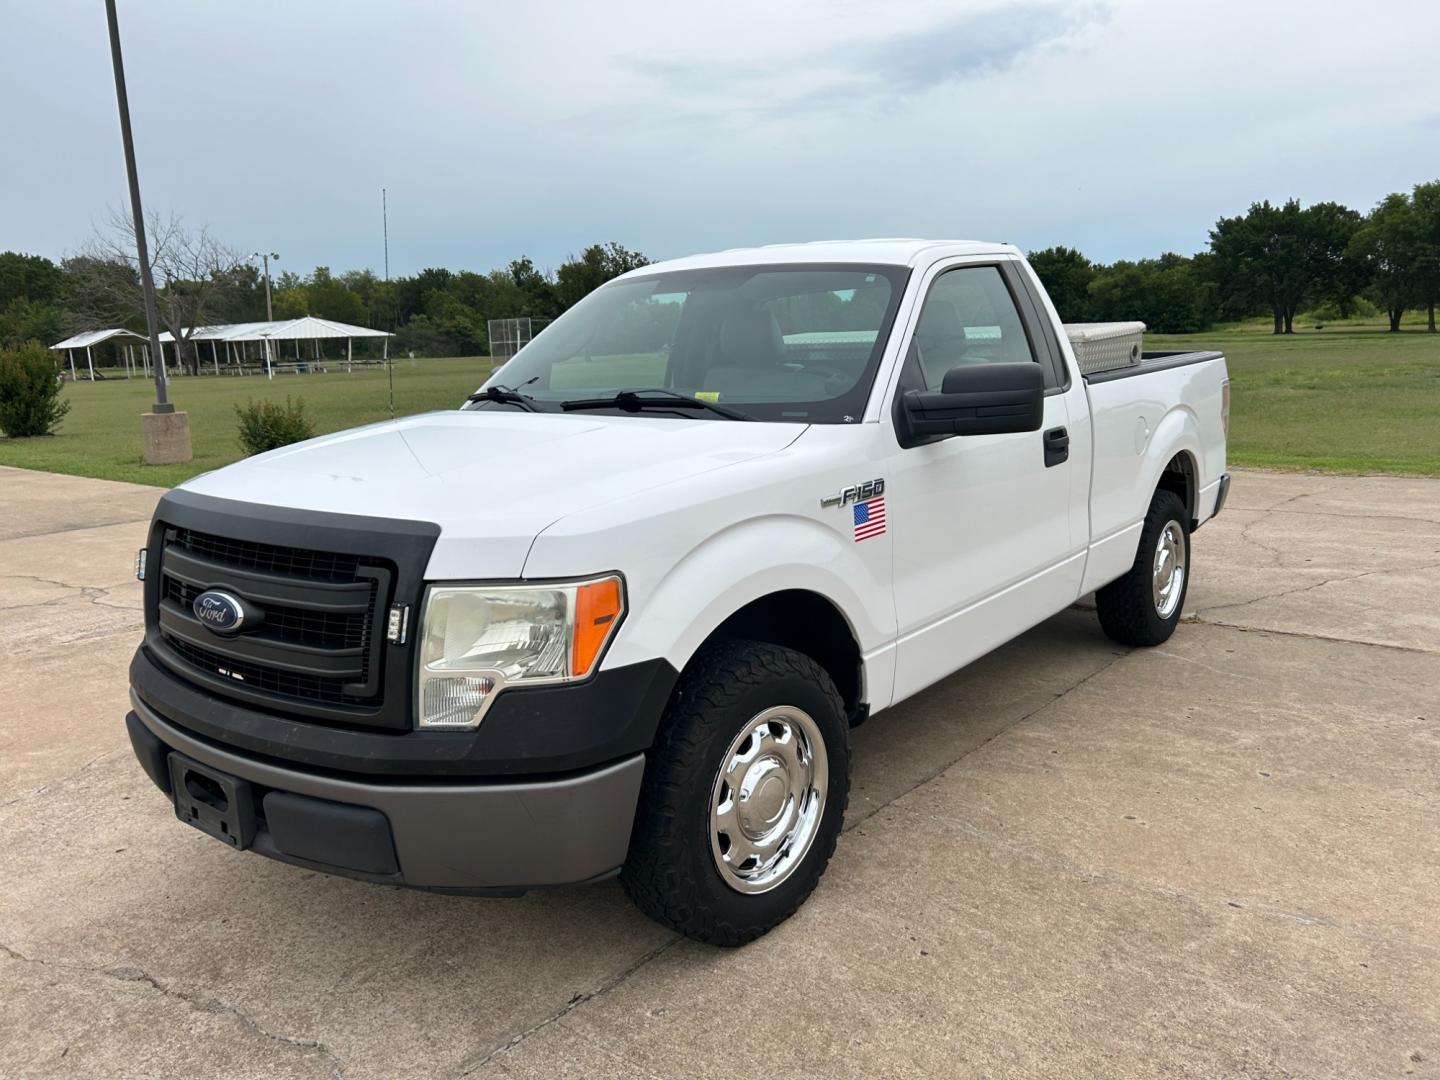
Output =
[{"x1": 126, "y1": 240, "x2": 1229, "y2": 945}]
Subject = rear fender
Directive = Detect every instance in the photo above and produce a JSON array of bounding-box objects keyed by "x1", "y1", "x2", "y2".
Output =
[{"x1": 1082, "y1": 405, "x2": 1203, "y2": 594}]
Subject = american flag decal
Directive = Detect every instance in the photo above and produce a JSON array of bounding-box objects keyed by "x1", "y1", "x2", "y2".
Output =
[{"x1": 852, "y1": 496, "x2": 886, "y2": 541}]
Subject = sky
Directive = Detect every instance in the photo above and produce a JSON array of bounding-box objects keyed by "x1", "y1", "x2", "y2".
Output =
[{"x1": 3, "y1": 0, "x2": 1438, "y2": 279}]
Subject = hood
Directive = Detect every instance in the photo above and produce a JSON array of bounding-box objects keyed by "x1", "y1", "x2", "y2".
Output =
[{"x1": 181, "y1": 410, "x2": 805, "y2": 577}]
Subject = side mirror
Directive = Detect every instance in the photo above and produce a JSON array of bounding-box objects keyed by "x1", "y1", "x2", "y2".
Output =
[{"x1": 898, "y1": 362, "x2": 1044, "y2": 443}]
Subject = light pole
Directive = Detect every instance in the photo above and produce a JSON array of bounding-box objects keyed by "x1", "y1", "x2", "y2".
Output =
[
  {"x1": 105, "y1": 0, "x2": 190, "y2": 463},
  {"x1": 253, "y1": 251, "x2": 279, "y2": 321}
]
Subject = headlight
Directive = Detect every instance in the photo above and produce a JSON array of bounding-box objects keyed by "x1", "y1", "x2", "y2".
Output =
[{"x1": 416, "y1": 576, "x2": 624, "y2": 729}]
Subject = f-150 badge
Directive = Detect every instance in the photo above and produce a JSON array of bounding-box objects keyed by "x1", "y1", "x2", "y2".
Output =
[{"x1": 821, "y1": 479, "x2": 884, "y2": 508}]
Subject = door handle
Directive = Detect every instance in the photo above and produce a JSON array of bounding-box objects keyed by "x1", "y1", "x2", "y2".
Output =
[{"x1": 1044, "y1": 426, "x2": 1069, "y2": 467}]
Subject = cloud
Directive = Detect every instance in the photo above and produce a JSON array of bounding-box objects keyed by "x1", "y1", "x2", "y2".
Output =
[
  {"x1": 845, "y1": 3, "x2": 1099, "y2": 93},
  {"x1": 625, "y1": 2, "x2": 1103, "y2": 120},
  {"x1": 4, "y1": 0, "x2": 1440, "y2": 273}
]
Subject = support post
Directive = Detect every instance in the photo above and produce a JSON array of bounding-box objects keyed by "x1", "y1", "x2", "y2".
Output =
[
  {"x1": 86, "y1": 345, "x2": 96, "y2": 381},
  {"x1": 212, "y1": 339, "x2": 219, "y2": 375},
  {"x1": 68, "y1": 349, "x2": 77, "y2": 380},
  {"x1": 347, "y1": 337, "x2": 352, "y2": 372},
  {"x1": 106, "y1": 0, "x2": 188, "y2": 471}
]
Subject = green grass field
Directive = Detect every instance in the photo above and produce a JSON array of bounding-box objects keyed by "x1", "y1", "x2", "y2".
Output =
[
  {"x1": 1149, "y1": 326, "x2": 1439, "y2": 475},
  {"x1": 0, "y1": 357, "x2": 495, "y2": 487},
  {"x1": 2, "y1": 329, "x2": 1437, "y2": 486}
]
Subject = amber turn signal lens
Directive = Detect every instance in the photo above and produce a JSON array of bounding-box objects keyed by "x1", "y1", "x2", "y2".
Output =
[{"x1": 572, "y1": 577, "x2": 623, "y2": 676}]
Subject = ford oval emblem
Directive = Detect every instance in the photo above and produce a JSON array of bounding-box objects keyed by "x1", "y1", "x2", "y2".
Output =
[{"x1": 193, "y1": 590, "x2": 247, "y2": 634}]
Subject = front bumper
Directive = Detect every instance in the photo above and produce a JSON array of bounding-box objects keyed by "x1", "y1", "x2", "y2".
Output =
[{"x1": 128, "y1": 692, "x2": 645, "y2": 891}]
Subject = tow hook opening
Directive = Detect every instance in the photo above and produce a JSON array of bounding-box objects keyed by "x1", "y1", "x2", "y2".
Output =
[{"x1": 185, "y1": 770, "x2": 229, "y2": 813}]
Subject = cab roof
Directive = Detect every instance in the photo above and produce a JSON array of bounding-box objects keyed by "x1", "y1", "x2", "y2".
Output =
[{"x1": 628, "y1": 239, "x2": 1020, "y2": 277}]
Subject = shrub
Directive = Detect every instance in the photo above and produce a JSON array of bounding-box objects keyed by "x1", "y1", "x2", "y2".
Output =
[
  {"x1": 0, "y1": 340, "x2": 70, "y2": 437},
  {"x1": 235, "y1": 396, "x2": 316, "y2": 455}
]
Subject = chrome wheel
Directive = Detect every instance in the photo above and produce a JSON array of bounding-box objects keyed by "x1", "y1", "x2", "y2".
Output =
[
  {"x1": 1152, "y1": 519, "x2": 1187, "y2": 618},
  {"x1": 709, "y1": 706, "x2": 828, "y2": 895}
]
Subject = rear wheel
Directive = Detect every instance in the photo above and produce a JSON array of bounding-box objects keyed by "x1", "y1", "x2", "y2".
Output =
[
  {"x1": 1096, "y1": 489, "x2": 1190, "y2": 646},
  {"x1": 621, "y1": 640, "x2": 850, "y2": 947}
]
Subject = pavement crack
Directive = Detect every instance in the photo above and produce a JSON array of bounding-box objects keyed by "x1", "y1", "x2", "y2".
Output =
[
  {"x1": 1185, "y1": 618, "x2": 1440, "y2": 656},
  {"x1": 1263, "y1": 508, "x2": 1440, "y2": 529},
  {"x1": 1148, "y1": 648, "x2": 1266, "y2": 681},
  {"x1": 1194, "y1": 559, "x2": 1440, "y2": 618},
  {"x1": 0, "y1": 573, "x2": 139, "y2": 613},
  {"x1": 1231, "y1": 512, "x2": 1288, "y2": 569},
  {"x1": 451, "y1": 937, "x2": 681, "y2": 1077},
  {"x1": 0, "y1": 942, "x2": 347, "y2": 1078},
  {"x1": 1, "y1": 515, "x2": 154, "y2": 541}
]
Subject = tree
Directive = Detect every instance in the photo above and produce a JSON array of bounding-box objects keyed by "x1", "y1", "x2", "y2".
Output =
[
  {"x1": 0, "y1": 253, "x2": 69, "y2": 348},
  {"x1": 207, "y1": 263, "x2": 269, "y2": 324},
  {"x1": 1026, "y1": 246, "x2": 1095, "y2": 321},
  {"x1": 1348, "y1": 193, "x2": 1420, "y2": 332},
  {"x1": 74, "y1": 210, "x2": 244, "y2": 373},
  {"x1": 0, "y1": 297, "x2": 65, "y2": 347},
  {"x1": 306, "y1": 267, "x2": 368, "y2": 325},
  {"x1": 1300, "y1": 201, "x2": 1363, "y2": 317},
  {"x1": 508, "y1": 257, "x2": 560, "y2": 318},
  {"x1": 1411, "y1": 180, "x2": 1440, "y2": 332},
  {"x1": 1086, "y1": 254, "x2": 1217, "y2": 333},
  {"x1": 1210, "y1": 199, "x2": 1310, "y2": 334},
  {"x1": 555, "y1": 243, "x2": 649, "y2": 310},
  {"x1": 0, "y1": 252, "x2": 66, "y2": 309}
]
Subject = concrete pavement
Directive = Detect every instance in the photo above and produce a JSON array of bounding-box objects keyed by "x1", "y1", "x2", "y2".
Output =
[{"x1": 1, "y1": 464, "x2": 1436, "y2": 1079}]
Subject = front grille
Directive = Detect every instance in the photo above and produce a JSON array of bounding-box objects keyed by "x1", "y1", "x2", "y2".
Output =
[
  {"x1": 164, "y1": 576, "x2": 372, "y2": 652},
  {"x1": 165, "y1": 636, "x2": 373, "y2": 707},
  {"x1": 154, "y1": 525, "x2": 393, "y2": 722},
  {"x1": 171, "y1": 527, "x2": 361, "y2": 581}
]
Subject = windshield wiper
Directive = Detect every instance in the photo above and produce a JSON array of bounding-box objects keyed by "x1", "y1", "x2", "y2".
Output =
[
  {"x1": 561, "y1": 388, "x2": 753, "y2": 421},
  {"x1": 465, "y1": 383, "x2": 549, "y2": 412}
]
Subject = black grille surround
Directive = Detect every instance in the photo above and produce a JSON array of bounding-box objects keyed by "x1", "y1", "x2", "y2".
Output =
[{"x1": 143, "y1": 490, "x2": 441, "y2": 732}]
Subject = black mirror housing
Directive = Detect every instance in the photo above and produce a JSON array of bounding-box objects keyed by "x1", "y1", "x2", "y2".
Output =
[{"x1": 898, "y1": 362, "x2": 1044, "y2": 444}]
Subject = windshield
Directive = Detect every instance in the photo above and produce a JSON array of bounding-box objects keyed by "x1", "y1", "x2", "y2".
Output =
[{"x1": 469, "y1": 263, "x2": 908, "y2": 423}]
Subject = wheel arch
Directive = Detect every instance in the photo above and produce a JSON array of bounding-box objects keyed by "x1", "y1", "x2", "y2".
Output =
[
  {"x1": 612, "y1": 515, "x2": 888, "y2": 722},
  {"x1": 1144, "y1": 407, "x2": 1203, "y2": 527},
  {"x1": 700, "y1": 589, "x2": 865, "y2": 723},
  {"x1": 1158, "y1": 447, "x2": 1199, "y2": 528}
]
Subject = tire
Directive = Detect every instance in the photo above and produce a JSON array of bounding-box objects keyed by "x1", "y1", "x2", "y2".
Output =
[
  {"x1": 621, "y1": 639, "x2": 850, "y2": 947},
  {"x1": 1096, "y1": 488, "x2": 1191, "y2": 647}
]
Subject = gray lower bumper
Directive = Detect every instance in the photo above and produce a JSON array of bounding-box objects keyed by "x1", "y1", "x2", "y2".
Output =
[{"x1": 129, "y1": 690, "x2": 644, "y2": 890}]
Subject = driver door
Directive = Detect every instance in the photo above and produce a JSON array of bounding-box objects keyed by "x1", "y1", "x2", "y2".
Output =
[{"x1": 886, "y1": 259, "x2": 1087, "y2": 703}]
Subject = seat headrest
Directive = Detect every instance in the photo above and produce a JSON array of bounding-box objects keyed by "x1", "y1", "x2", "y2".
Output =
[
  {"x1": 917, "y1": 299, "x2": 966, "y2": 341},
  {"x1": 718, "y1": 307, "x2": 784, "y2": 368}
]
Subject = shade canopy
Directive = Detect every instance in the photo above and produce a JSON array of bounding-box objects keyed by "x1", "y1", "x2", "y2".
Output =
[
  {"x1": 50, "y1": 328, "x2": 145, "y2": 350},
  {"x1": 157, "y1": 317, "x2": 391, "y2": 343}
]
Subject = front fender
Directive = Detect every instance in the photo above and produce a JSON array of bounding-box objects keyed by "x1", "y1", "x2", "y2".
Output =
[
  {"x1": 532, "y1": 509, "x2": 898, "y2": 713},
  {"x1": 645, "y1": 514, "x2": 888, "y2": 666}
]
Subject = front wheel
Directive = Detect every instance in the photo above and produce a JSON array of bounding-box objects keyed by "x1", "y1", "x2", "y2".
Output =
[
  {"x1": 1096, "y1": 488, "x2": 1191, "y2": 646},
  {"x1": 621, "y1": 640, "x2": 850, "y2": 947}
]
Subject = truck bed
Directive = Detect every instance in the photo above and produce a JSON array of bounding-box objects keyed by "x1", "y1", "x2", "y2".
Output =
[
  {"x1": 1080, "y1": 347, "x2": 1229, "y2": 558},
  {"x1": 1081, "y1": 350, "x2": 1226, "y2": 383}
]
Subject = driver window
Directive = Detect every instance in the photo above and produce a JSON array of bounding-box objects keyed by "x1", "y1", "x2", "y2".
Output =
[{"x1": 913, "y1": 266, "x2": 1036, "y2": 390}]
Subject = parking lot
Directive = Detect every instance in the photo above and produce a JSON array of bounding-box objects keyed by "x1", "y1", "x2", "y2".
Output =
[{"x1": 2, "y1": 463, "x2": 1437, "y2": 1079}]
